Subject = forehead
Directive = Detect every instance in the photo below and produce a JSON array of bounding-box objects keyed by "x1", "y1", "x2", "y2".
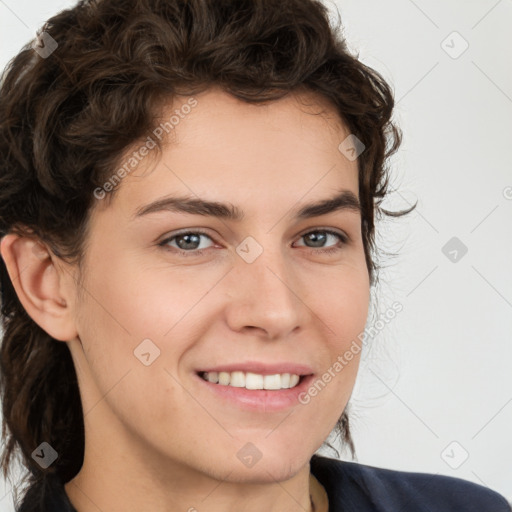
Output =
[
  {"x1": 95, "y1": 87, "x2": 358, "y2": 217},
  {"x1": 163, "y1": 87, "x2": 350, "y2": 155}
]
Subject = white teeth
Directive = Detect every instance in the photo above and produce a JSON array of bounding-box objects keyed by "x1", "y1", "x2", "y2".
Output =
[
  {"x1": 263, "y1": 374, "x2": 281, "y2": 390},
  {"x1": 218, "y1": 371, "x2": 230, "y2": 385},
  {"x1": 230, "y1": 371, "x2": 245, "y2": 387},
  {"x1": 201, "y1": 371, "x2": 303, "y2": 390},
  {"x1": 289, "y1": 374, "x2": 300, "y2": 387},
  {"x1": 245, "y1": 372, "x2": 263, "y2": 389},
  {"x1": 206, "y1": 371, "x2": 218, "y2": 383}
]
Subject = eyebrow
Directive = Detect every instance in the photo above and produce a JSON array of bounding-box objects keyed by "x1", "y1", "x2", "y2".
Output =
[{"x1": 132, "y1": 189, "x2": 361, "y2": 221}]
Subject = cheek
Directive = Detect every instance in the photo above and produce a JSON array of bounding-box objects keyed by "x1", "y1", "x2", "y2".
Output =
[
  {"x1": 311, "y1": 264, "x2": 369, "y2": 391},
  {"x1": 74, "y1": 255, "x2": 216, "y2": 403},
  {"x1": 314, "y1": 261, "x2": 370, "y2": 339},
  {"x1": 301, "y1": 256, "x2": 367, "y2": 331},
  {"x1": 73, "y1": 264, "x2": 193, "y2": 431},
  {"x1": 79, "y1": 253, "x2": 192, "y2": 339}
]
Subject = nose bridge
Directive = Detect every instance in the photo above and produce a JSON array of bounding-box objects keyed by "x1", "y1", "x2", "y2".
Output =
[{"x1": 225, "y1": 239, "x2": 305, "y2": 337}]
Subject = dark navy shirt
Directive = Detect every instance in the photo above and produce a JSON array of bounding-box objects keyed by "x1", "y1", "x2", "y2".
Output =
[
  {"x1": 310, "y1": 454, "x2": 511, "y2": 511},
  {"x1": 18, "y1": 454, "x2": 511, "y2": 511}
]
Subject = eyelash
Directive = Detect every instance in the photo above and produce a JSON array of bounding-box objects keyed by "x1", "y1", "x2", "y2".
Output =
[{"x1": 157, "y1": 228, "x2": 348, "y2": 257}]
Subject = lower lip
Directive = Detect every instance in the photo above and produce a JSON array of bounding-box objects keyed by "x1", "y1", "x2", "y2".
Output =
[{"x1": 195, "y1": 373, "x2": 315, "y2": 412}]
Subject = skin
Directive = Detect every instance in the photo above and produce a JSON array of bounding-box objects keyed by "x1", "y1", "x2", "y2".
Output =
[{"x1": 1, "y1": 87, "x2": 370, "y2": 512}]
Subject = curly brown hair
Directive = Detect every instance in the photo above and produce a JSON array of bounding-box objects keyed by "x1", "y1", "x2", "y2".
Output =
[{"x1": 0, "y1": 0, "x2": 413, "y2": 507}]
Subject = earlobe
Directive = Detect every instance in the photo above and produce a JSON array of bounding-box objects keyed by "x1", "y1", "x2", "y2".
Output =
[{"x1": 0, "y1": 233, "x2": 78, "y2": 341}]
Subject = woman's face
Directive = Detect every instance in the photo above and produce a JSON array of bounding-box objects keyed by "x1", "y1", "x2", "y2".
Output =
[{"x1": 67, "y1": 87, "x2": 370, "y2": 483}]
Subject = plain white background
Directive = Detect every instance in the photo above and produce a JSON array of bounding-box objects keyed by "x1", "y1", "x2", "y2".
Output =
[{"x1": 0, "y1": 0, "x2": 511, "y2": 510}]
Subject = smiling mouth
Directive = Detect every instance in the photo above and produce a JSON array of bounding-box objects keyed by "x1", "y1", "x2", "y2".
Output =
[{"x1": 198, "y1": 371, "x2": 307, "y2": 390}]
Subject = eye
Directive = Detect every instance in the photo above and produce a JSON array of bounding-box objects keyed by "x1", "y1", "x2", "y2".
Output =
[
  {"x1": 158, "y1": 230, "x2": 215, "y2": 257},
  {"x1": 157, "y1": 228, "x2": 348, "y2": 257},
  {"x1": 294, "y1": 229, "x2": 348, "y2": 254}
]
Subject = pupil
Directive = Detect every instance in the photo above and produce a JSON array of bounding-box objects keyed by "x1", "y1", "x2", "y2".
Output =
[
  {"x1": 178, "y1": 234, "x2": 200, "y2": 250},
  {"x1": 306, "y1": 232, "x2": 326, "y2": 247}
]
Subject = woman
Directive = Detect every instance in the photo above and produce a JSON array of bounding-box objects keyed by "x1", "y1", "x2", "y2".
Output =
[{"x1": 0, "y1": 0, "x2": 509, "y2": 511}]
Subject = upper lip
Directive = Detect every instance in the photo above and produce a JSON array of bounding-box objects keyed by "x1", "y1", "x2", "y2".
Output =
[{"x1": 196, "y1": 362, "x2": 315, "y2": 376}]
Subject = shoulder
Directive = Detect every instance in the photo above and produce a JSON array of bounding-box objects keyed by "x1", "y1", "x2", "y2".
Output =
[{"x1": 310, "y1": 454, "x2": 511, "y2": 512}]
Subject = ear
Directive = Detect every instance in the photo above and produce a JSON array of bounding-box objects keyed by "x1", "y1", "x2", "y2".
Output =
[{"x1": 0, "y1": 233, "x2": 78, "y2": 342}]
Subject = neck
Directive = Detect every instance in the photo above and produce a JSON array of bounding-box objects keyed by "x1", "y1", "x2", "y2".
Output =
[{"x1": 64, "y1": 416, "x2": 315, "y2": 512}]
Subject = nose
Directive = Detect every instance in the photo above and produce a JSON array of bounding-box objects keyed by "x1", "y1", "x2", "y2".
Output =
[{"x1": 223, "y1": 244, "x2": 309, "y2": 340}]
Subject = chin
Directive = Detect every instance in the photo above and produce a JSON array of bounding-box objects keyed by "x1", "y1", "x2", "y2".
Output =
[{"x1": 220, "y1": 448, "x2": 310, "y2": 484}]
